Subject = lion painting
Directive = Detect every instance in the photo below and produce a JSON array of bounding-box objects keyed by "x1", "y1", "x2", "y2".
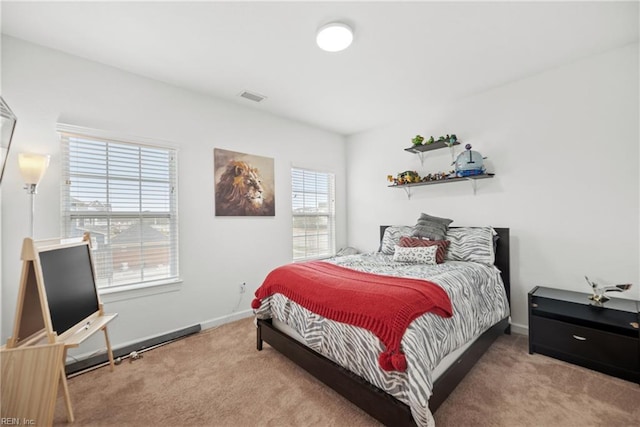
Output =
[{"x1": 214, "y1": 149, "x2": 275, "y2": 216}]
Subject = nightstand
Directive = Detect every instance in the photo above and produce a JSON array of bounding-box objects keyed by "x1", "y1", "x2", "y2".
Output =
[{"x1": 528, "y1": 286, "x2": 639, "y2": 384}]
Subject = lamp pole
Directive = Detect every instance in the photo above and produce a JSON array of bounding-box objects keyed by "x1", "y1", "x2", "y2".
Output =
[{"x1": 26, "y1": 183, "x2": 38, "y2": 237}]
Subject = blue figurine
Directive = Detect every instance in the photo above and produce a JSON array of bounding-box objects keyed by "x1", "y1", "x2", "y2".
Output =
[{"x1": 454, "y1": 144, "x2": 486, "y2": 177}]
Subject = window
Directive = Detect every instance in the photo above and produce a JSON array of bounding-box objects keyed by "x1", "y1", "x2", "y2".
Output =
[
  {"x1": 291, "y1": 167, "x2": 335, "y2": 261},
  {"x1": 59, "y1": 124, "x2": 179, "y2": 290}
]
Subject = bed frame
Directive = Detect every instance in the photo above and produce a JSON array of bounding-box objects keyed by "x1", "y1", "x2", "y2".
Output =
[{"x1": 256, "y1": 227, "x2": 511, "y2": 426}]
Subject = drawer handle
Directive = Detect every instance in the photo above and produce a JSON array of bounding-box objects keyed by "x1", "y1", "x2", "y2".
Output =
[
  {"x1": 632, "y1": 322, "x2": 639, "y2": 329},
  {"x1": 531, "y1": 303, "x2": 538, "y2": 308},
  {"x1": 572, "y1": 335, "x2": 587, "y2": 341}
]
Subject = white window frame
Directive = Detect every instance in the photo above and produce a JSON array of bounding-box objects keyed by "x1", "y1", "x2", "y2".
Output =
[
  {"x1": 291, "y1": 167, "x2": 336, "y2": 261},
  {"x1": 58, "y1": 124, "x2": 180, "y2": 298}
]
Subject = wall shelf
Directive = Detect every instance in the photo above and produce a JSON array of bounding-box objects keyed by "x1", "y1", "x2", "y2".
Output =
[
  {"x1": 388, "y1": 173, "x2": 495, "y2": 198},
  {"x1": 405, "y1": 140, "x2": 460, "y2": 165},
  {"x1": 404, "y1": 140, "x2": 460, "y2": 153}
]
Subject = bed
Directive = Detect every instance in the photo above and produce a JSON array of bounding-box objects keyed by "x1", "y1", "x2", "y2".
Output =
[{"x1": 254, "y1": 226, "x2": 511, "y2": 427}]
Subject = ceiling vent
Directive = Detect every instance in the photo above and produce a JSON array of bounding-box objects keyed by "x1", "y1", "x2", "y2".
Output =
[{"x1": 238, "y1": 90, "x2": 267, "y2": 103}]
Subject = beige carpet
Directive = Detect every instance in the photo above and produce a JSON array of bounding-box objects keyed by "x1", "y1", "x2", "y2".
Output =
[{"x1": 54, "y1": 318, "x2": 639, "y2": 426}]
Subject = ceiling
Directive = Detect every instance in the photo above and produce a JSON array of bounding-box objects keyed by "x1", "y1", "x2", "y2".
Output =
[{"x1": 1, "y1": 1, "x2": 638, "y2": 136}]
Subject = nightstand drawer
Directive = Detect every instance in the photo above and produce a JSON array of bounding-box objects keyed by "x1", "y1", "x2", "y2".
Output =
[{"x1": 531, "y1": 316, "x2": 639, "y2": 372}]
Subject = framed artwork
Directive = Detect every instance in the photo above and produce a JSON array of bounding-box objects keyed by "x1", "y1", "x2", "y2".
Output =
[
  {"x1": 214, "y1": 148, "x2": 275, "y2": 216},
  {"x1": 0, "y1": 96, "x2": 17, "y2": 183}
]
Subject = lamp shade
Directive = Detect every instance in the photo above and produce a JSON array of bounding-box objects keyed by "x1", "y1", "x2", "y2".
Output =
[
  {"x1": 316, "y1": 22, "x2": 353, "y2": 52},
  {"x1": 18, "y1": 153, "x2": 50, "y2": 185}
]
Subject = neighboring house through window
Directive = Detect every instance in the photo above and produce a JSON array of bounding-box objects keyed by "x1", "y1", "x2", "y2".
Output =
[
  {"x1": 291, "y1": 167, "x2": 335, "y2": 261},
  {"x1": 59, "y1": 124, "x2": 179, "y2": 290}
]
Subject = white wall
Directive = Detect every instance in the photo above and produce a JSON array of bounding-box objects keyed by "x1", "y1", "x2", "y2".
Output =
[
  {"x1": 346, "y1": 43, "x2": 640, "y2": 332},
  {"x1": 0, "y1": 36, "x2": 347, "y2": 355},
  {"x1": 2, "y1": 37, "x2": 637, "y2": 351}
]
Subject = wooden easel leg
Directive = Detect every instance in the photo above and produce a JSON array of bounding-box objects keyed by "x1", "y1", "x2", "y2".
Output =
[
  {"x1": 60, "y1": 349, "x2": 75, "y2": 422},
  {"x1": 102, "y1": 327, "x2": 115, "y2": 372}
]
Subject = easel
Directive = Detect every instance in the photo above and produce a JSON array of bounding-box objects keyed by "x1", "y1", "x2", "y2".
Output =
[{"x1": 4, "y1": 233, "x2": 118, "y2": 423}]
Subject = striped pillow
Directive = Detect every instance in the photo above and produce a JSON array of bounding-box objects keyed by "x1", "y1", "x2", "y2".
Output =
[
  {"x1": 398, "y1": 237, "x2": 449, "y2": 264},
  {"x1": 380, "y1": 226, "x2": 414, "y2": 255},
  {"x1": 445, "y1": 227, "x2": 496, "y2": 264}
]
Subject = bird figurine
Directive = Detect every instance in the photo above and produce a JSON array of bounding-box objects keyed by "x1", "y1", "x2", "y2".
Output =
[{"x1": 585, "y1": 276, "x2": 632, "y2": 305}]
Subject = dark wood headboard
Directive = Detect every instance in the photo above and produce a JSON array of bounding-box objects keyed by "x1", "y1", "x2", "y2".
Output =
[{"x1": 379, "y1": 225, "x2": 511, "y2": 305}]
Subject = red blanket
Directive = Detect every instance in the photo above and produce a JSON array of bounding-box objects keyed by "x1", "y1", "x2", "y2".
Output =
[{"x1": 252, "y1": 261, "x2": 452, "y2": 372}]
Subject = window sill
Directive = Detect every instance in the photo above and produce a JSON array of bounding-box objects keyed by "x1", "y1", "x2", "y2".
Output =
[{"x1": 99, "y1": 278, "x2": 183, "y2": 303}]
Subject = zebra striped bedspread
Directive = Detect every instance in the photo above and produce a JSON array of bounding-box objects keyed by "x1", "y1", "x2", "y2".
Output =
[{"x1": 255, "y1": 252, "x2": 510, "y2": 427}]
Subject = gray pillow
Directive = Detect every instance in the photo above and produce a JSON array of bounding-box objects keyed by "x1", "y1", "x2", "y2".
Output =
[
  {"x1": 418, "y1": 212, "x2": 454, "y2": 224},
  {"x1": 412, "y1": 213, "x2": 453, "y2": 240}
]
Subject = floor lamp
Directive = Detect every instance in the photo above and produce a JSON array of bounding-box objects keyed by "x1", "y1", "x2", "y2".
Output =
[{"x1": 18, "y1": 153, "x2": 50, "y2": 238}]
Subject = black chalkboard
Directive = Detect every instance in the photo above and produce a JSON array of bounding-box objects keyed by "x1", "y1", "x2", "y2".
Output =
[{"x1": 39, "y1": 244, "x2": 99, "y2": 335}]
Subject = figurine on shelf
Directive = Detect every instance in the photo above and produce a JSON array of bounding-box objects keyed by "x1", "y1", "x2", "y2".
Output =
[
  {"x1": 585, "y1": 276, "x2": 632, "y2": 305},
  {"x1": 389, "y1": 170, "x2": 421, "y2": 185},
  {"x1": 454, "y1": 144, "x2": 486, "y2": 177},
  {"x1": 411, "y1": 135, "x2": 424, "y2": 146},
  {"x1": 398, "y1": 170, "x2": 420, "y2": 183},
  {"x1": 419, "y1": 170, "x2": 454, "y2": 182}
]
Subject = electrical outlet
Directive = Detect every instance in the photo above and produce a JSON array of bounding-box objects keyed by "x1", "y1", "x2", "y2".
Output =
[{"x1": 239, "y1": 282, "x2": 246, "y2": 294}]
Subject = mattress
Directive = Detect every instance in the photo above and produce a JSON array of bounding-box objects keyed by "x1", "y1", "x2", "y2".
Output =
[{"x1": 255, "y1": 252, "x2": 510, "y2": 427}]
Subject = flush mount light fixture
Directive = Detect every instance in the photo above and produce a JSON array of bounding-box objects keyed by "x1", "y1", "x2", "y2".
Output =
[{"x1": 316, "y1": 22, "x2": 353, "y2": 52}]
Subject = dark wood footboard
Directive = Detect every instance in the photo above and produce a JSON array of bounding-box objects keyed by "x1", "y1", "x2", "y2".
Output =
[
  {"x1": 257, "y1": 316, "x2": 509, "y2": 426},
  {"x1": 257, "y1": 318, "x2": 416, "y2": 426}
]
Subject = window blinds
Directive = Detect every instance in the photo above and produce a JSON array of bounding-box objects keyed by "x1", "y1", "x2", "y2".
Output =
[
  {"x1": 291, "y1": 168, "x2": 335, "y2": 261},
  {"x1": 59, "y1": 126, "x2": 179, "y2": 289}
]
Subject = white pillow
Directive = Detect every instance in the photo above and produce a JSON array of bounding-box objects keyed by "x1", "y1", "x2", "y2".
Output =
[{"x1": 393, "y1": 245, "x2": 438, "y2": 264}]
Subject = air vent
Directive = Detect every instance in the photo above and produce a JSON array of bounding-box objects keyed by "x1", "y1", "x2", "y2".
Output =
[{"x1": 238, "y1": 90, "x2": 267, "y2": 103}]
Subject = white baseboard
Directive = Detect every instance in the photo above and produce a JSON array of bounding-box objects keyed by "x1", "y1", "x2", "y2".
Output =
[{"x1": 200, "y1": 309, "x2": 253, "y2": 330}]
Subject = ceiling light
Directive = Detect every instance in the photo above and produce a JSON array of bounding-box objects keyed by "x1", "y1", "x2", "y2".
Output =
[{"x1": 316, "y1": 22, "x2": 353, "y2": 52}]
